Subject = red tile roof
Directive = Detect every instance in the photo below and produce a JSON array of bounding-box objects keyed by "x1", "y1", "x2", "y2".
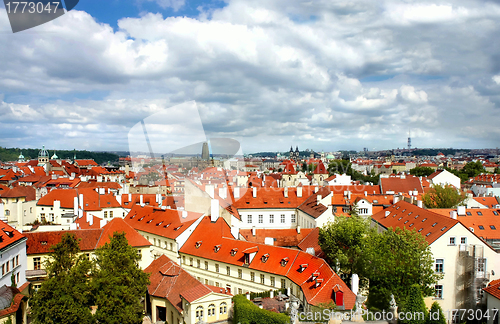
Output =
[
  {"x1": 371, "y1": 200, "x2": 458, "y2": 244},
  {"x1": 25, "y1": 218, "x2": 150, "y2": 254},
  {"x1": 298, "y1": 187, "x2": 330, "y2": 218},
  {"x1": 124, "y1": 205, "x2": 202, "y2": 239},
  {"x1": 483, "y1": 280, "x2": 500, "y2": 300},
  {"x1": 240, "y1": 228, "x2": 314, "y2": 247},
  {"x1": 0, "y1": 186, "x2": 36, "y2": 201},
  {"x1": 380, "y1": 175, "x2": 423, "y2": 194},
  {"x1": 180, "y1": 217, "x2": 355, "y2": 308},
  {"x1": 0, "y1": 220, "x2": 26, "y2": 252},
  {"x1": 298, "y1": 228, "x2": 324, "y2": 258},
  {"x1": 431, "y1": 208, "x2": 500, "y2": 240},
  {"x1": 231, "y1": 187, "x2": 312, "y2": 210},
  {"x1": 37, "y1": 188, "x2": 120, "y2": 211},
  {"x1": 75, "y1": 159, "x2": 99, "y2": 167},
  {"x1": 145, "y1": 255, "x2": 218, "y2": 312}
]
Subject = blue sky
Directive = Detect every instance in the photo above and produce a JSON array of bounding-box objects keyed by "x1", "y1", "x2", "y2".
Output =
[{"x1": 1, "y1": 0, "x2": 500, "y2": 154}]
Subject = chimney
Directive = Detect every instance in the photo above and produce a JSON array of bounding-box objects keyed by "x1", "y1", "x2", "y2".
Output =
[
  {"x1": 89, "y1": 214, "x2": 93, "y2": 226},
  {"x1": 100, "y1": 219, "x2": 106, "y2": 227},
  {"x1": 297, "y1": 186, "x2": 302, "y2": 198},
  {"x1": 317, "y1": 195, "x2": 322, "y2": 204},
  {"x1": 86, "y1": 211, "x2": 92, "y2": 224},
  {"x1": 284, "y1": 187, "x2": 288, "y2": 198},
  {"x1": 457, "y1": 205, "x2": 466, "y2": 216},
  {"x1": 314, "y1": 186, "x2": 319, "y2": 193},
  {"x1": 364, "y1": 191, "x2": 367, "y2": 197},
  {"x1": 211, "y1": 199, "x2": 219, "y2": 222},
  {"x1": 385, "y1": 211, "x2": 390, "y2": 217},
  {"x1": 253, "y1": 187, "x2": 257, "y2": 198},
  {"x1": 296, "y1": 225, "x2": 301, "y2": 234},
  {"x1": 234, "y1": 187, "x2": 240, "y2": 199},
  {"x1": 450, "y1": 211, "x2": 457, "y2": 220},
  {"x1": 99, "y1": 187, "x2": 105, "y2": 195},
  {"x1": 231, "y1": 226, "x2": 239, "y2": 239},
  {"x1": 219, "y1": 187, "x2": 227, "y2": 199},
  {"x1": 417, "y1": 200, "x2": 423, "y2": 208},
  {"x1": 252, "y1": 226, "x2": 256, "y2": 236},
  {"x1": 347, "y1": 191, "x2": 351, "y2": 200},
  {"x1": 393, "y1": 195, "x2": 399, "y2": 204},
  {"x1": 116, "y1": 194, "x2": 121, "y2": 205},
  {"x1": 182, "y1": 210, "x2": 188, "y2": 218},
  {"x1": 140, "y1": 195, "x2": 144, "y2": 207},
  {"x1": 128, "y1": 193, "x2": 132, "y2": 201},
  {"x1": 73, "y1": 197, "x2": 79, "y2": 216},
  {"x1": 205, "y1": 184, "x2": 215, "y2": 198},
  {"x1": 79, "y1": 194, "x2": 84, "y2": 209}
]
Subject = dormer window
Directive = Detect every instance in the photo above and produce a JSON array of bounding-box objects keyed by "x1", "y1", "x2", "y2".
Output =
[
  {"x1": 164, "y1": 223, "x2": 171, "y2": 228},
  {"x1": 195, "y1": 241, "x2": 202, "y2": 249},
  {"x1": 261, "y1": 253, "x2": 269, "y2": 263},
  {"x1": 314, "y1": 278, "x2": 324, "y2": 288},
  {"x1": 138, "y1": 217, "x2": 145, "y2": 221},
  {"x1": 230, "y1": 248, "x2": 238, "y2": 256},
  {"x1": 174, "y1": 225, "x2": 183, "y2": 231},
  {"x1": 214, "y1": 245, "x2": 221, "y2": 253},
  {"x1": 130, "y1": 214, "x2": 136, "y2": 219},
  {"x1": 298, "y1": 264, "x2": 308, "y2": 273},
  {"x1": 156, "y1": 221, "x2": 163, "y2": 226},
  {"x1": 147, "y1": 219, "x2": 153, "y2": 223},
  {"x1": 311, "y1": 271, "x2": 320, "y2": 281},
  {"x1": 280, "y1": 257, "x2": 289, "y2": 267}
]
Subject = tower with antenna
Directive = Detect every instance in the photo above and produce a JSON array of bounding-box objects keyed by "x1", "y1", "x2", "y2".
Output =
[{"x1": 407, "y1": 130, "x2": 412, "y2": 151}]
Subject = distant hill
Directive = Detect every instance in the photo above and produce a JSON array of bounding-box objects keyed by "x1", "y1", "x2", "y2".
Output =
[{"x1": 0, "y1": 147, "x2": 120, "y2": 165}]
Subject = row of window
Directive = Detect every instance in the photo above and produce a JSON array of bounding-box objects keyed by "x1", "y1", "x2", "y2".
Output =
[
  {"x1": 2, "y1": 255, "x2": 20, "y2": 276},
  {"x1": 449, "y1": 237, "x2": 467, "y2": 245},
  {"x1": 195, "y1": 302, "x2": 227, "y2": 321},
  {"x1": 247, "y1": 214, "x2": 295, "y2": 224},
  {"x1": 435, "y1": 258, "x2": 486, "y2": 274},
  {"x1": 146, "y1": 235, "x2": 175, "y2": 251},
  {"x1": 189, "y1": 257, "x2": 288, "y2": 289}
]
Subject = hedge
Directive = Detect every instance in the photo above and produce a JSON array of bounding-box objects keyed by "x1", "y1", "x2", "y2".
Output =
[{"x1": 233, "y1": 294, "x2": 289, "y2": 324}]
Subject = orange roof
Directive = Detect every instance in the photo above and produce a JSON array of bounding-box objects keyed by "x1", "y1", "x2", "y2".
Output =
[
  {"x1": 124, "y1": 205, "x2": 202, "y2": 239},
  {"x1": 75, "y1": 159, "x2": 99, "y2": 166},
  {"x1": 25, "y1": 218, "x2": 150, "y2": 255},
  {"x1": 120, "y1": 194, "x2": 160, "y2": 209},
  {"x1": 371, "y1": 200, "x2": 459, "y2": 244},
  {"x1": 297, "y1": 228, "x2": 324, "y2": 258},
  {"x1": 432, "y1": 208, "x2": 500, "y2": 240},
  {"x1": 380, "y1": 175, "x2": 423, "y2": 194},
  {"x1": 0, "y1": 220, "x2": 26, "y2": 252},
  {"x1": 179, "y1": 217, "x2": 355, "y2": 308},
  {"x1": 77, "y1": 181, "x2": 122, "y2": 190},
  {"x1": 145, "y1": 255, "x2": 223, "y2": 312},
  {"x1": 37, "y1": 188, "x2": 120, "y2": 211},
  {"x1": 0, "y1": 186, "x2": 36, "y2": 201},
  {"x1": 298, "y1": 187, "x2": 330, "y2": 218},
  {"x1": 483, "y1": 280, "x2": 500, "y2": 300},
  {"x1": 240, "y1": 228, "x2": 314, "y2": 247},
  {"x1": 473, "y1": 197, "x2": 499, "y2": 208},
  {"x1": 232, "y1": 187, "x2": 312, "y2": 210}
]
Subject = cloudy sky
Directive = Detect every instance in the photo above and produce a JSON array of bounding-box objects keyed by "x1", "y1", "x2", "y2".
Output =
[{"x1": 1, "y1": 0, "x2": 500, "y2": 154}]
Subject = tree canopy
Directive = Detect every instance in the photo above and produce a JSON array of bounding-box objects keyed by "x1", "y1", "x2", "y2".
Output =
[
  {"x1": 92, "y1": 232, "x2": 150, "y2": 324},
  {"x1": 409, "y1": 166, "x2": 436, "y2": 177},
  {"x1": 30, "y1": 232, "x2": 150, "y2": 324},
  {"x1": 30, "y1": 233, "x2": 94, "y2": 324},
  {"x1": 422, "y1": 184, "x2": 467, "y2": 209}
]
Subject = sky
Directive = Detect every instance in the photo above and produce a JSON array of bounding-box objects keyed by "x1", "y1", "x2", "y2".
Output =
[{"x1": 1, "y1": 0, "x2": 500, "y2": 155}]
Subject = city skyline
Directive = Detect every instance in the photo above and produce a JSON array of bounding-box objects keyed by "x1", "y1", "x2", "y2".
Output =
[{"x1": 1, "y1": 0, "x2": 500, "y2": 153}]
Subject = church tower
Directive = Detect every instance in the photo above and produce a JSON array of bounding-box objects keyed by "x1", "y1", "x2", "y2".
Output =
[{"x1": 38, "y1": 145, "x2": 49, "y2": 166}]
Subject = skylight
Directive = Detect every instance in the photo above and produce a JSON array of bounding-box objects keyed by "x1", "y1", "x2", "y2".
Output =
[
  {"x1": 490, "y1": 225, "x2": 496, "y2": 230},
  {"x1": 479, "y1": 225, "x2": 485, "y2": 230}
]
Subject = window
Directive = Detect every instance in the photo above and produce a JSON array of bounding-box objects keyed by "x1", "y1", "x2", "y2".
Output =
[
  {"x1": 461, "y1": 237, "x2": 467, "y2": 244},
  {"x1": 226, "y1": 266, "x2": 230, "y2": 276},
  {"x1": 269, "y1": 214, "x2": 274, "y2": 223},
  {"x1": 190, "y1": 258, "x2": 193, "y2": 266},
  {"x1": 220, "y1": 302, "x2": 227, "y2": 314},
  {"x1": 1, "y1": 264, "x2": 4, "y2": 276},
  {"x1": 104, "y1": 211, "x2": 108, "y2": 218},
  {"x1": 137, "y1": 249, "x2": 142, "y2": 260},
  {"x1": 109, "y1": 211, "x2": 113, "y2": 218},
  {"x1": 170, "y1": 243, "x2": 173, "y2": 250},
  {"x1": 196, "y1": 306, "x2": 204, "y2": 321},
  {"x1": 478, "y1": 211, "x2": 483, "y2": 216},
  {"x1": 435, "y1": 259, "x2": 444, "y2": 273},
  {"x1": 281, "y1": 278, "x2": 286, "y2": 289},
  {"x1": 435, "y1": 285, "x2": 443, "y2": 299},
  {"x1": 281, "y1": 214, "x2": 285, "y2": 223},
  {"x1": 197, "y1": 259, "x2": 201, "y2": 268},
  {"x1": 238, "y1": 269, "x2": 242, "y2": 279},
  {"x1": 260, "y1": 274, "x2": 265, "y2": 284},
  {"x1": 449, "y1": 237, "x2": 455, "y2": 245},
  {"x1": 208, "y1": 304, "x2": 215, "y2": 317},
  {"x1": 34, "y1": 257, "x2": 41, "y2": 270},
  {"x1": 477, "y1": 258, "x2": 486, "y2": 272},
  {"x1": 5, "y1": 210, "x2": 10, "y2": 216},
  {"x1": 479, "y1": 225, "x2": 485, "y2": 230},
  {"x1": 291, "y1": 214, "x2": 296, "y2": 223},
  {"x1": 205, "y1": 261, "x2": 208, "y2": 270},
  {"x1": 270, "y1": 276, "x2": 275, "y2": 287},
  {"x1": 250, "y1": 272, "x2": 255, "y2": 282},
  {"x1": 247, "y1": 215, "x2": 252, "y2": 223},
  {"x1": 215, "y1": 264, "x2": 219, "y2": 273},
  {"x1": 491, "y1": 225, "x2": 497, "y2": 230},
  {"x1": 466, "y1": 212, "x2": 472, "y2": 216},
  {"x1": 238, "y1": 288, "x2": 242, "y2": 294},
  {"x1": 258, "y1": 215, "x2": 263, "y2": 223},
  {"x1": 33, "y1": 284, "x2": 41, "y2": 291}
]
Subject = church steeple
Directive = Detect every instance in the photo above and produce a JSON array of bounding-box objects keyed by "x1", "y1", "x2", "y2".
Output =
[{"x1": 38, "y1": 145, "x2": 49, "y2": 166}]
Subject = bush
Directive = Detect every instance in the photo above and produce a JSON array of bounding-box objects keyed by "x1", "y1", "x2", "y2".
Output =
[
  {"x1": 233, "y1": 295, "x2": 289, "y2": 324},
  {"x1": 398, "y1": 284, "x2": 427, "y2": 324},
  {"x1": 427, "y1": 302, "x2": 446, "y2": 324}
]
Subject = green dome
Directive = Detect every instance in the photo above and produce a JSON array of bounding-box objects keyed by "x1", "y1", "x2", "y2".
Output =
[{"x1": 38, "y1": 145, "x2": 49, "y2": 157}]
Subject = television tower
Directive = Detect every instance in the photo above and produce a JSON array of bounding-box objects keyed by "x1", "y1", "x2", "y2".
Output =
[{"x1": 407, "y1": 130, "x2": 411, "y2": 150}]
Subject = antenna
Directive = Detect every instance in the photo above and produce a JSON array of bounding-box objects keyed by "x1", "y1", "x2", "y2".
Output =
[{"x1": 407, "y1": 129, "x2": 411, "y2": 150}]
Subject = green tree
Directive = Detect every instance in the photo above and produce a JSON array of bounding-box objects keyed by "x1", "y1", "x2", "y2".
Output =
[
  {"x1": 410, "y1": 167, "x2": 436, "y2": 177},
  {"x1": 328, "y1": 159, "x2": 351, "y2": 176},
  {"x1": 92, "y1": 232, "x2": 150, "y2": 324},
  {"x1": 422, "y1": 184, "x2": 466, "y2": 209},
  {"x1": 462, "y1": 161, "x2": 485, "y2": 178},
  {"x1": 30, "y1": 233, "x2": 94, "y2": 324},
  {"x1": 426, "y1": 301, "x2": 447, "y2": 324},
  {"x1": 318, "y1": 215, "x2": 373, "y2": 285},
  {"x1": 368, "y1": 228, "x2": 441, "y2": 307},
  {"x1": 398, "y1": 284, "x2": 427, "y2": 324}
]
